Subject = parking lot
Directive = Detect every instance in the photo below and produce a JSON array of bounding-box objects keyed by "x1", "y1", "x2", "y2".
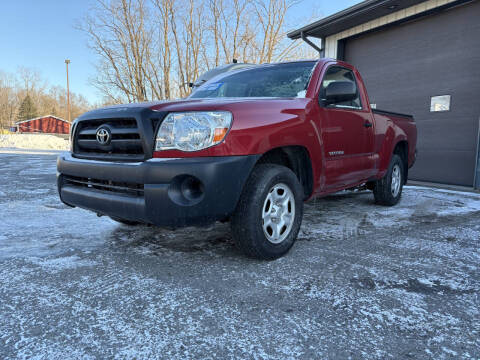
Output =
[{"x1": 1, "y1": 151, "x2": 479, "y2": 359}]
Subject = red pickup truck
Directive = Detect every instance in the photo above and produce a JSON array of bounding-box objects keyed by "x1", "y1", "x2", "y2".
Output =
[{"x1": 57, "y1": 59, "x2": 417, "y2": 259}]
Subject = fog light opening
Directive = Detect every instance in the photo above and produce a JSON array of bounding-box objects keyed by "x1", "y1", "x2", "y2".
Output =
[
  {"x1": 168, "y1": 175, "x2": 205, "y2": 206},
  {"x1": 181, "y1": 176, "x2": 204, "y2": 201}
]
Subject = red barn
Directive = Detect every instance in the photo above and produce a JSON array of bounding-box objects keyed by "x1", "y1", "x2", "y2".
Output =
[{"x1": 16, "y1": 115, "x2": 70, "y2": 134}]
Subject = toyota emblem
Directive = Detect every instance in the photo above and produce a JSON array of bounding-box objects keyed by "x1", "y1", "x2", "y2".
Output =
[{"x1": 96, "y1": 127, "x2": 111, "y2": 145}]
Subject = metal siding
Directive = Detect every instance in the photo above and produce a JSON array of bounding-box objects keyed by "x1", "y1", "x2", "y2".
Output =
[
  {"x1": 475, "y1": 118, "x2": 480, "y2": 189},
  {"x1": 324, "y1": 0, "x2": 459, "y2": 60},
  {"x1": 344, "y1": 1, "x2": 480, "y2": 186}
]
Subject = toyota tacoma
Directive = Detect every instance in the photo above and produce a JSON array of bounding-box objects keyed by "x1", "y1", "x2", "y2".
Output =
[{"x1": 57, "y1": 59, "x2": 417, "y2": 259}]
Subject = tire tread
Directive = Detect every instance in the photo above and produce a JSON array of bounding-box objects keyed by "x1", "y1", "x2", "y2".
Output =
[
  {"x1": 231, "y1": 164, "x2": 303, "y2": 260},
  {"x1": 373, "y1": 154, "x2": 404, "y2": 206}
]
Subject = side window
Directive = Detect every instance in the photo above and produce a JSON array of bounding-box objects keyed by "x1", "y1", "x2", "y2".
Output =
[{"x1": 319, "y1": 66, "x2": 362, "y2": 109}]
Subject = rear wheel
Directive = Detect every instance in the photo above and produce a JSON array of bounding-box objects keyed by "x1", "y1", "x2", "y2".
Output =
[
  {"x1": 231, "y1": 164, "x2": 304, "y2": 260},
  {"x1": 373, "y1": 154, "x2": 404, "y2": 206}
]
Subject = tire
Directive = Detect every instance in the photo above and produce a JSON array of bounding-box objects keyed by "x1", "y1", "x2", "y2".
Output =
[
  {"x1": 373, "y1": 154, "x2": 405, "y2": 206},
  {"x1": 231, "y1": 164, "x2": 304, "y2": 260},
  {"x1": 109, "y1": 216, "x2": 142, "y2": 226}
]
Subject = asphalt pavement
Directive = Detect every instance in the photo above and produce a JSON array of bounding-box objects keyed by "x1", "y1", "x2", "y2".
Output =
[{"x1": 0, "y1": 151, "x2": 479, "y2": 359}]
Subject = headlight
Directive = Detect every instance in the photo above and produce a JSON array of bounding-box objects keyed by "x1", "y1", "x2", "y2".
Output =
[{"x1": 155, "y1": 111, "x2": 232, "y2": 152}]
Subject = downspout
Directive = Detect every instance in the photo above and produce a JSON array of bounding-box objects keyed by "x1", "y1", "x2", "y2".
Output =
[{"x1": 300, "y1": 31, "x2": 325, "y2": 57}]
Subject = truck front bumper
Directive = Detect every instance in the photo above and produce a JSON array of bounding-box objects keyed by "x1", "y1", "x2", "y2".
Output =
[{"x1": 57, "y1": 153, "x2": 259, "y2": 227}]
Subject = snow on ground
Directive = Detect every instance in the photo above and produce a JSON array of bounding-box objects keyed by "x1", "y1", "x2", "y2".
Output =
[
  {"x1": 0, "y1": 134, "x2": 69, "y2": 150},
  {"x1": 0, "y1": 151, "x2": 479, "y2": 359},
  {"x1": 300, "y1": 185, "x2": 480, "y2": 241}
]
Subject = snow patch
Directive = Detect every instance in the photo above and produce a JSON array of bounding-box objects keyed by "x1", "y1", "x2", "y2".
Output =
[
  {"x1": 0, "y1": 197, "x2": 117, "y2": 260},
  {"x1": 0, "y1": 134, "x2": 69, "y2": 150},
  {"x1": 28, "y1": 255, "x2": 98, "y2": 272}
]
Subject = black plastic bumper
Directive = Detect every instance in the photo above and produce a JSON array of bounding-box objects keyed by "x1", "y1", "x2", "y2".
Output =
[{"x1": 57, "y1": 153, "x2": 259, "y2": 227}]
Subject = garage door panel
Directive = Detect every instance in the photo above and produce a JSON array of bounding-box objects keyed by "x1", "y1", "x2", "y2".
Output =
[
  {"x1": 344, "y1": 0, "x2": 480, "y2": 186},
  {"x1": 416, "y1": 116, "x2": 479, "y2": 151},
  {"x1": 410, "y1": 149, "x2": 476, "y2": 186},
  {"x1": 360, "y1": 64, "x2": 480, "y2": 116}
]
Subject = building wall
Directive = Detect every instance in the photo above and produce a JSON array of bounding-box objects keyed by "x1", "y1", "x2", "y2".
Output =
[
  {"x1": 320, "y1": 0, "x2": 480, "y2": 187},
  {"x1": 324, "y1": 0, "x2": 457, "y2": 58},
  {"x1": 342, "y1": 0, "x2": 480, "y2": 186},
  {"x1": 17, "y1": 117, "x2": 70, "y2": 134}
]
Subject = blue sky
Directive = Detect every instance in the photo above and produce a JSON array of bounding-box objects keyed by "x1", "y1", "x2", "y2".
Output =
[{"x1": 0, "y1": 0, "x2": 361, "y2": 103}]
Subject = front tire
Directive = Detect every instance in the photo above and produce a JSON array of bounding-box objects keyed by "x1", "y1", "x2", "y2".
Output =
[
  {"x1": 231, "y1": 164, "x2": 304, "y2": 260},
  {"x1": 373, "y1": 154, "x2": 404, "y2": 206}
]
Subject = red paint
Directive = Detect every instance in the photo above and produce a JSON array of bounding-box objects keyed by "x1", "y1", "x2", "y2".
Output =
[
  {"x1": 150, "y1": 59, "x2": 417, "y2": 198},
  {"x1": 16, "y1": 116, "x2": 70, "y2": 134}
]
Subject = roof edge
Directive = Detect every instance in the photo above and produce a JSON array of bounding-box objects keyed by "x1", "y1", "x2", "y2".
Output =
[{"x1": 288, "y1": 0, "x2": 401, "y2": 39}]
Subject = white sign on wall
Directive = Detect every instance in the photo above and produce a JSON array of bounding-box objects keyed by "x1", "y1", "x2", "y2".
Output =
[{"x1": 430, "y1": 95, "x2": 451, "y2": 112}]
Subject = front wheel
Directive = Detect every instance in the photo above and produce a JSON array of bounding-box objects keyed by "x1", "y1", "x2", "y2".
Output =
[
  {"x1": 231, "y1": 164, "x2": 304, "y2": 260},
  {"x1": 373, "y1": 154, "x2": 404, "y2": 206}
]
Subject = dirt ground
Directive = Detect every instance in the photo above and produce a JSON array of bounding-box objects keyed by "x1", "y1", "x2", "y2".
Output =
[{"x1": 1, "y1": 151, "x2": 479, "y2": 359}]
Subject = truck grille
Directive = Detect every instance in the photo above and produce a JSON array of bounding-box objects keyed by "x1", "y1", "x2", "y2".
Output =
[
  {"x1": 63, "y1": 175, "x2": 144, "y2": 197},
  {"x1": 73, "y1": 118, "x2": 144, "y2": 160}
]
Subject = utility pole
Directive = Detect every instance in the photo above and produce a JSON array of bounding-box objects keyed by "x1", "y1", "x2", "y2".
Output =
[{"x1": 65, "y1": 59, "x2": 71, "y2": 122}]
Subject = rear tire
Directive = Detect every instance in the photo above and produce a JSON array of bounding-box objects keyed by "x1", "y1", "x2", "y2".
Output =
[
  {"x1": 231, "y1": 164, "x2": 304, "y2": 260},
  {"x1": 373, "y1": 154, "x2": 404, "y2": 206},
  {"x1": 109, "y1": 216, "x2": 142, "y2": 226}
]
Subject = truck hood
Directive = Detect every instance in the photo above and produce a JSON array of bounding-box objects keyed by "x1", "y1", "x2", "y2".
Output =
[
  {"x1": 81, "y1": 97, "x2": 308, "y2": 116},
  {"x1": 148, "y1": 97, "x2": 303, "y2": 112}
]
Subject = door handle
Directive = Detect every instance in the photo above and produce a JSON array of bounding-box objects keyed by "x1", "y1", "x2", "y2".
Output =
[{"x1": 364, "y1": 121, "x2": 373, "y2": 128}]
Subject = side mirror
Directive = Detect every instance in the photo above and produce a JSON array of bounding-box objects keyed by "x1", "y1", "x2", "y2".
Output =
[{"x1": 325, "y1": 81, "x2": 357, "y2": 104}]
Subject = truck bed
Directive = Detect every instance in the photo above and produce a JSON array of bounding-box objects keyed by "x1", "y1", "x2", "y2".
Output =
[
  {"x1": 372, "y1": 108, "x2": 417, "y2": 169},
  {"x1": 372, "y1": 108, "x2": 413, "y2": 120}
]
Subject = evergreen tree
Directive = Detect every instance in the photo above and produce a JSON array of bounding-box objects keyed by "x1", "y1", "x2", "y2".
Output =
[{"x1": 17, "y1": 94, "x2": 37, "y2": 121}]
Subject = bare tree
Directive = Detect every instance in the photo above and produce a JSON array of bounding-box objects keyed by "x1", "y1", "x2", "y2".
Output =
[
  {"x1": 81, "y1": 0, "x2": 313, "y2": 102},
  {"x1": 217, "y1": 0, "x2": 250, "y2": 63},
  {"x1": 180, "y1": 0, "x2": 206, "y2": 96},
  {"x1": 152, "y1": 0, "x2": 173, "y2": 99},
  {"x1": 0, "y1": 68, "x2": 92, "y2": 128},
  {"x1": 17, "y1": 67, "x2": 45, "y2": 95},
  {"x1": 0, "y1": 71, "x2": 18, "y2": 128},
  {"x1": 251, "y1": 0, "x2": 299, "y2": 63},
  {"x1": 80, "y1": 0, "x2": 161, "y2": 103}
]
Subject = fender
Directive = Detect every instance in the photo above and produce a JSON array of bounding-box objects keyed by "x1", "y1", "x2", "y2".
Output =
[
  {"x1": 152, "y1": 97, "x2": 326, "y2": 190},
  {"x1": 373, "y1": 115, "x2": 408, "y2": 178}
]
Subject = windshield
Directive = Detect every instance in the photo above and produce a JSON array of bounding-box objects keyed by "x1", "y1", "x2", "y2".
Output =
[
  {"x1": 190, "y1": 61, "x2": 316, "y2": 99},
  {"x1": 193, "y1": 64, "x2": 256, "y2": 88}
]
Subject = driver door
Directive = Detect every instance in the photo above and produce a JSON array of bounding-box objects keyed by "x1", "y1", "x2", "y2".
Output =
[{"x1": 318, "y1": 66, "x2": 375, "y2": 189}]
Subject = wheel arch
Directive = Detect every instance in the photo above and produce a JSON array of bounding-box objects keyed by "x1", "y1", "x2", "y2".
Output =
[
  {"x1": 255, "y1": 145, "x2": 314, "y2": 200},
  {"x1": 393, "y1": 140, "x2": 409, "y2": 184}
]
